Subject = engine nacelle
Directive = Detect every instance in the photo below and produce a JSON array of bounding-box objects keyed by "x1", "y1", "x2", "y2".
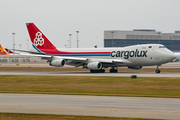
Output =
[
  {"x1": 128, "y1": 66, "x2": 143, "y2": 69},
  {"x1": 49, "y1": 59, "x2": 65, "y2": 67},
  {"x1": 87, "y1": 62, "x2": 102, "y2": 70}
]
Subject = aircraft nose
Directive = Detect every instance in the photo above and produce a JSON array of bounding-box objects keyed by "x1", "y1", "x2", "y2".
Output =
[{"x1": 166, "y1": 52, "x2": 176, "y2": 61}]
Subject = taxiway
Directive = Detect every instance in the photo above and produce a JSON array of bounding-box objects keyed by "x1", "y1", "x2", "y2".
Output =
[
  {"x1": 0, "y1": 62, "x2": 180, "y2": 68},
  {"x1": 0, "y1": 93, "x2": 180, "y2": 120},
  {"x1": 0, "y1": 63, "x2": 180, "y2": 119},
  {"x1": 0, "y1": 71, "x2": 180, "y2": 77}
]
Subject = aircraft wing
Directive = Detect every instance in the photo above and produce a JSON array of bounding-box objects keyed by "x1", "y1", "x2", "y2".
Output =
[{"x1": 20, "y1": 53, "x2": 131, "y2": 67}]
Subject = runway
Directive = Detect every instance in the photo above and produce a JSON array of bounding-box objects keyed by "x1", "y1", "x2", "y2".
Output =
[
  {"x1": 1, "y1": 62, "x2": 180, "y2": 68},
  {"x1": 0, "y1": 93, "x2": 180, "y2": 120},
  {"x1": 0, "y1": 71, "x2": 180, "y2": 77},
  {"x1": 0, "y1": 63, "x2": 180, "y2": 119}
]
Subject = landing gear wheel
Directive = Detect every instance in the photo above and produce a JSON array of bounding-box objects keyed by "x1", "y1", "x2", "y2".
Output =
[
  {"x1": 155, "y1": 69, "x2": 161, "y2": 73},
  {"x1": 90, "y1": 69, "x2": 105, "y2": 73},
  {"x1": 99, "y1": 69, "x2": 105, "y2": 73},
  {"x1": 101, "y1": 69, "x2": 105, "y2": 73},
  {"x1": 110, "y1": 69, "x2": 118, "y2": 73},
  {"x1": 90, "y1": 70, "x2": 94, "y2": 73},
  {"x1": 90, "y1": 70, "x2": 99, "y2": 73},
  {"x1": 155, "y1": 65, "x2": 161, "y2": 73}
]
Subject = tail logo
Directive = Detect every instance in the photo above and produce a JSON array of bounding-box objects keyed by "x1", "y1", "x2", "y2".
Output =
[
  {"x1": 0, "y1": 46, "x2": 5, "y2": 53},
  {"x1": 0, "y1": 45, "x2": 9, "y2": 55},
  {"x1": 34, "y1": 32, "x2": 44, "y2": 46}
]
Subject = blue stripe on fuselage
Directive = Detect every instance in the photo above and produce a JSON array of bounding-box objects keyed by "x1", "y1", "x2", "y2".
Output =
[{"x1": 32, "y1": 44, "x2": 42, "y2": 53}]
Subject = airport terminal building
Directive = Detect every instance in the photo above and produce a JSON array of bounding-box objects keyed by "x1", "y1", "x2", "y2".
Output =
[
  {"x1": 0, "y1": 54, "x2": 46, "y2": 64},
  {"x1": 104, "y1": 30, "x2": 180, "y2": 52}
]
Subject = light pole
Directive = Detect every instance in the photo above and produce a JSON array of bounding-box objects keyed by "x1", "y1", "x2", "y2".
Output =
[
  {"x1": 64, "y1": 45, "x2": 67, "y2": 48},
  {"x1": 12, "y1": 33, "x2": 15, "y2": 53},
  {"x1": 76, "y1": 31, "x2": 79, "y2": 48},
  {"x1": 69, "y1": 34, "x2": 72, "y2": 48},
  {"x1": 67, "y1": 40, "x2": 69, "y2": 48},
  {"x1": 111, "y1": 31, "x2": 114, "y2": 47},
  {"x1": 19, "y1": 44, "x2": 21, "y2": 50},
  {"x1": 27, "y1": 39, "x2": 29, "y2": 50},
  {"x1": 19, "y1": 44, "x2": 21, "y2": 53}
]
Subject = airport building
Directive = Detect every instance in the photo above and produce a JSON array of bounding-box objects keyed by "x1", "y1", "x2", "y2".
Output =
[
  {"x1": 104, "y1": 30, "x2": 180, "y2": 52},
  {"x1": 0, "y1": 54, "x2": 46, "y2": 64}
]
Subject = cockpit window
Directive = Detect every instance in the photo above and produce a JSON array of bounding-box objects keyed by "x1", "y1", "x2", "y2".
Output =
[{"x1": 159, "y1": 46, "x2": 166, "y2": 48}]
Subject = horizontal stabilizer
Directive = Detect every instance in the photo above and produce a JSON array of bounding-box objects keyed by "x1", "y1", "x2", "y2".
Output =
[{"x1": 10, "y1": 49, "x2": 46, "y2": 55}]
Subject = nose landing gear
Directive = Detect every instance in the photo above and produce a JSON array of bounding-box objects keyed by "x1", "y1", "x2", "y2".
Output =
[{"x1": 155, "y1": 65, "x2": 161, "y2": 73}]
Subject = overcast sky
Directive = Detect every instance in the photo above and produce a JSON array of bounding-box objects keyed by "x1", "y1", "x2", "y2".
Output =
[{"x1": 0, "y1": 0, "x2": 180, "y2": 50}]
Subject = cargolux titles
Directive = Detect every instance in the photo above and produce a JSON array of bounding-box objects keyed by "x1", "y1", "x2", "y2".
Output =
[{"x1": 111, "y1": 49, "x2": 147, "y2": 59}]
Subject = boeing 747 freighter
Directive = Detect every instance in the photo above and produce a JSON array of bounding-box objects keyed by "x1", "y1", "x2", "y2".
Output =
[{"x1": 23, "y1": 23, "x2": 176, "y2": 73}]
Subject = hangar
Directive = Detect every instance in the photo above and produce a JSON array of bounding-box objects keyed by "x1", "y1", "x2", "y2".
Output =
[{"x1": 104, "y1": 30, "x2": 180, "y2": 52}]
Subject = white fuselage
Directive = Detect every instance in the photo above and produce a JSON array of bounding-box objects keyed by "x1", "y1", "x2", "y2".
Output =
[{"x1": 55, "y1": 44, "x2": 175, "y2": 67}]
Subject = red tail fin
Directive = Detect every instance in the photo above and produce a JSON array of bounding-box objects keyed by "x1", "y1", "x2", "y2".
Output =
[
  {"x1": 0, "y1": 45, "x2": 9, "y2": 55},
  {"x1": 26, "y1": 23, "x2": 56, "y2": 51},
  {"x1": 5, "y1": 48, "x2": 13, "y2": 54}
]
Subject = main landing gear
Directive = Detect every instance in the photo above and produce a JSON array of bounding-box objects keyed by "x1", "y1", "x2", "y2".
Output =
[
  {"x1": 109, "y1": 67, "x2": 118, "y2": 73},
  {"x1": 90, "y1": 69, "x2": 105, "y2": 73},
  {"x1": 155, "y1": 65, "x2": 161, "y2": 73},
  {"x1": 90, "y1": 67, "x2": 118, "y2": 73}
]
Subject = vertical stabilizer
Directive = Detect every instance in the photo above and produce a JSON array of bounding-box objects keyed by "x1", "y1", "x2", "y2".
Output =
[
  {"x1": 5, "y1": 48, "x2": 13, "y2": 54},
  {"x1": 0, "y1": 45, "x2": 9, "y2": 55},
  {"x1": 26, "y1": 23, "x2": 56, "y2": 51}
]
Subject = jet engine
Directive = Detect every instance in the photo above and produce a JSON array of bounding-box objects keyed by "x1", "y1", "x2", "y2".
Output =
[
  {"x1": 49, "y1": 59, "x2": 65, "y2": 67},
  {"x1": 87, "y1": 62, "x2": 102, "y2": 70},
  {"x1": 128, "y1": 66, "x2": 143, "y2": 69}
]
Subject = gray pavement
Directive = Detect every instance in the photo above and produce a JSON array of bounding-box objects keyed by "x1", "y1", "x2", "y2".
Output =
[
  {"x1": 0, "y1": 71, "x2": 180, "y2": 77},
  {"x1": 0, "y1": 93, "x2": 180, "y2": 120},
  {"x1": 1, "y1": 62, "x2": 180, "y2": 119},
  {"x1": 0, "y1": 62, "x2": 180, "y2": 68}
]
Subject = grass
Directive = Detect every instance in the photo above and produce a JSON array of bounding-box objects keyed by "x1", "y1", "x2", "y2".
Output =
[
  {"x1": 0, "y1": 113, "x2": 161, "y2": 120},
  {"x1": 0, "y1": 75, "x2": 180, "y2": 98}
]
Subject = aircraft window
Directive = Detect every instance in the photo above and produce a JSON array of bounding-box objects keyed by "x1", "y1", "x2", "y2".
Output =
[{"x1": 159, "y1": 46, "x2": 166, "y2": 48}]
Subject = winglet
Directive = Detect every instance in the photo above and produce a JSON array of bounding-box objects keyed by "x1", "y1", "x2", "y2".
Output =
[{"x1": 0, "y1": 45, "x2": 9, "y2": 55}]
